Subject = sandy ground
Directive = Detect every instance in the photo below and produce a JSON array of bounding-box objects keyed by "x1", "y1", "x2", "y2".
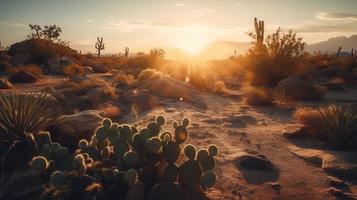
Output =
[{"x1": 4, "y1": 75, "x2": 357, "y2": 200}]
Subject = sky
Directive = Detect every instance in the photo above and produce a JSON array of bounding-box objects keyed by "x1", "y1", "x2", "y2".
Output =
[{"x1": 1, "y1": 0, "x2": 357, "y2": 55}]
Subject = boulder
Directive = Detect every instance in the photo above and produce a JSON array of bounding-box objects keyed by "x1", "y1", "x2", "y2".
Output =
[
  {"x1": 0, "y1": 78, "x2": 12, "y2": 89},
  {"x1": 7, "y1": 38, "x2": 78, "y2": 64},
  {"x1": 234, "y1": 151, "x2": 277, "y2": 171},
  {"x1": 45, "y1": 56, "x2": 83, "y2": 74},
  {"x1": 122, "y1": 89, "x2": 159, "y2": 111},
  {"x1": 9, "y1": 70, "x2": 38, "y2": 83},
  {"x1": 274, "y1": 76, "x2": 325, "y2": 101},
  {"x1": 92, "y1": 64, "x2": 110, "y2": 73},
  {"x1": 289, "y1": 146, "x2": 357, "y2": 179},
  {"x1": 136, "y1": 77, "x2": 207, "y2": 108},
  {"x1": 51, "y1": 110, "x2": 104, "y2": 150},
  {"x1": 11, "y1": 54, "x2": 29, "y2": 66}
]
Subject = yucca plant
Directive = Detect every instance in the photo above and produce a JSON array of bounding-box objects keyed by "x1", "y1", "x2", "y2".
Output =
[
  {"x1": 0, "y1": 91, "x2": 64, "y2": 154},
  {"x1": 295, "y1": 104, "x2": 357, "y2": 148}
]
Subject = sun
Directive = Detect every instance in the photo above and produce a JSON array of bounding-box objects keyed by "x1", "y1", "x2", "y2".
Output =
[{"x1": 172, "y1": 26, "x2": 212, "y2": 55}]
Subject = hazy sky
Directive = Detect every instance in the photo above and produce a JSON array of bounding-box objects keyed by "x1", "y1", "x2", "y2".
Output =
[{"x1": 1, "y1": 0, "x2": 357, "y2": 54}]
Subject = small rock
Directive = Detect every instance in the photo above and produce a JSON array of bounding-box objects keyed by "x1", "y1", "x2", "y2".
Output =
[
  {"x1": 269, "y1": 182, "x2": 281, "y2": 192},
  {"x1": 0, "y1": 78, "x2": 13, "y2": 89},
  {"x1": 92, "y1": 64, "x2": 110, "y2": 73},
  {"x1": 9, "y1": 70, "x2": 38, "y2": 83},
  {"x1": 234, "y1": 151, "x2": 277, "y2": 171}
]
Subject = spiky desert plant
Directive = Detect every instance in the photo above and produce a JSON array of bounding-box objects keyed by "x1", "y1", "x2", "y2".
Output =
[
  {"x1": 294, "y1": 104, "x2": 357, "y2": 148},
  {"x1": 95, "y1": 37, "x2": 105, "y2": 58},
  {"x1": 124, "y1": 47, "x2": 129, "y2": 58},
  {"x1": 0, "y1": 92, "x2": 64, "y2": 154}
]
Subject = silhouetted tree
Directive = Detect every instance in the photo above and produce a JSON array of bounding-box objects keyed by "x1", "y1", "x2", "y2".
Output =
[
  {"x1": 337, "y1": 46, "x2": 342, "y2": 56},
  {"x1": 149, "y1": 48, "x2": 165, "y2": 60},
  {"x1": 95, "y1": 37, "x2": 105, "y2": 58},
  {"x1": 27, "y1": 24, "x2": 43, "y2": 39},
  {"x1": 42, "y1": 25, "x2": 62, "y2": 42},
  {"x1": 124, "y1": 47, "x2": 129, "y2": 58}
]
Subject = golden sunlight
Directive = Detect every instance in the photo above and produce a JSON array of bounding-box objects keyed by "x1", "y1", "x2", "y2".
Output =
[{"x1": 172, "y1": 26, "x2": 212, "y2": 55}]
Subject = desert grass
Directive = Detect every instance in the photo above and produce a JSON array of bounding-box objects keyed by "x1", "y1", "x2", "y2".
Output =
[
  {"x1": 244, "y1": 86, "x2": 273, "y2": 106},
  {"x1": 294, "y1": 104, "x2": 357, "y2": 148}
]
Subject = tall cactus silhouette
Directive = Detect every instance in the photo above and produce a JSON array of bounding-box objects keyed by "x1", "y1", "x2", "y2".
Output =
[
  {"x1": 254, "y1": 17, "x2": 264, "y2": 47},
  {"x1": 95, "y1": 37, "x2": 105, "y2": 58},
  {"x1": 337, "y1": 46, "x2": 342, "y2": 56},
  {"x1": 124, "y1": 46, "x2": 129, "y2": 58},
  {"x1": 351, "y1": 48, "x2": 354, "y2": 57}
]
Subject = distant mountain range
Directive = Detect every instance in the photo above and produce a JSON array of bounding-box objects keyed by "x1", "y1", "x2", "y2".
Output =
[{"x1": 306, "y1": 35, "x2": 357, "y2": 54}]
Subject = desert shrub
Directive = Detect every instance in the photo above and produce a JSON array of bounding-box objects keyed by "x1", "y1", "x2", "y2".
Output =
[
  {"x1": 62, "y1": 63, "x2": 84, "y2": 76},
  {"x1": 213, "y1": 81, "x2": 228, "y2": 94},
  {"x1": 6, "y1": 64, "x2": 43, "y2": 78},
  {"x1": 1, "y1": 117, "x2": 219, "y2": 199},
  {"x1": 0, "y1": 92, "x2": 63, "y2": 154},
  {"x1": 244, "y1": 87, "x2": 273, "y2": 106},
  {"x1": 245, "y1": 25, "x2": 306, "y2": 87},
  {"x1": 294, "y1": 104, "x2": 357, "y2": 148},
  {"x1": 137, "y1": 68, "x2": 162, "y2": 81},
  {"x1": 113, "y1": 73, "x2": 136, "y2": 87}
]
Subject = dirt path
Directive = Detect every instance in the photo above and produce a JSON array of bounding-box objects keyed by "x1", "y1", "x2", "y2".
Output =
[{"x1": 121, "y1": 92, "x2": 339, "y2": 200}]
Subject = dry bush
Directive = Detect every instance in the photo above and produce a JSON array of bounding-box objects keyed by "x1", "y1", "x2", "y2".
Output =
[
  {"x1": 213, "y1": 81, "x2": 228, "y2": 94},
  {"x1": 63, "y1": 63, "x2": 84, "y2": 76},
  {"x1": 113, "y1": 73, "x2": 136, "y2": 86},
  {"x1": 6, "y1": 64, "x2": 43, "y2": 77},
  {"x1": 244, "y1": 87, "x2": 273, "y2": 106},
  {"x1": 244, "y1": 28, "x2": 306, "y2": 87},
  {"x1": 294, "y1": 104, "x2": 357, "y2": 148},
  {"x1": 137, "y1": 68, "x2": 162, "y2": 81}
]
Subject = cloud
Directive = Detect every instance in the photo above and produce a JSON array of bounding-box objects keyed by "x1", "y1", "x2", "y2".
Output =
[
  {"x1": 292, "y1": 23, "x2": 357, "y2": 33},
  {"x1": 316, "y1": 12, "x2": 357, "y2": 21},
  {"x1": 86, "y1": 19, "x2": 93, "y2": 23},
  {"x1": 236, "y1": 2, "x2": 242, "y2": 6},
  {"x1": 0, "y1": 21, "x2": 27, "y2": 27},
  {"x1": 175, "y1": 3, "x2": 184, "y2": 7}
]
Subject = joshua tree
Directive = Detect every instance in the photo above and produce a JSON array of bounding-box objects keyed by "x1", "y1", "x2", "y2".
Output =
[
  {"x1": 42, "y1": 25, "x2": 62, "y2": 42},
  {"x1": 124, "y1": 47, "x2": 129, "y2": 58},
  {"x1": 254, "y1": 17, "x2": 264, "y2": 48},
  {"x1": 95, "y1": 37, "x2": 105, "y2": 58},
  {"x1": 149, "y1": 48, "x2": 165, "y2": 60},
  {"x1": 337, "y1": 46, "x2": 342, "y2": 56},
  {"x1": 28, "y1": 24, "x2": 43, "y2": 39}
]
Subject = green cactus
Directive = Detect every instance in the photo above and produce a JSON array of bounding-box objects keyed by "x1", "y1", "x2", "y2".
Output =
[
  {"x1": 96, "y1": 126, "x2": 109, "y2": 141},
  {"x1": 34, "y1": 131, "x2": 52, "y2": 148},
  {"x1": 208, "y1": 144, "x2": 218, "y2": 157},
  {"x1": 123, "y1": 151, "x2": 140, "y2": 167},
  {"x1": 197, "y1": 149, "x2": 215, "y2": 172},
  {"x1": 30, "y1": 156, "x2": 49, "y2": 172},
  {"x1": 173, "y1": 118, "x2": 189, "y2": 144},
  {"x1": 55, "y1": 147, "x2": 69, "y2": 159},
  {"x1": 125, "y1": 169, "x2": 138, "y2": 186},
  {"x1": 102, "y1": 118, "x2": 112, "y2": 129},
  {"x1": 163, "y1": 163, "x2": 179, "y2": 182},
  {"x1": 97, "y1": 139, "x2": 109, "y2": 151},
  {"x1": 254, "y1": 17, "x2": 264, "y2": 47},
  {"x1": 79, "y1": 139, "x2": 88, "y2": 149},
  {"x1": 101, "y1": 147, "x2": 110, "y2": 160},
  {"x1": 73, "y1": 154, "x2": 86, "y2": 175},
  {"x1": 113, "y1": 141, "x2": 130, "y2": 159},
  {"x1": 126, "y1": 182, "x2": 145, "y2": 200},
  {"x1": 178, "y1": 159, "x2": 202, "y2": 190},
  {"x1": 51, "y1": 171, "x2": 66, "y2": 187},
  {"x1": 163, "y1": 141, "x2": 181, "y2": 164},
  {"x1": 146, "y1": 137, "x2": 162, "y2": 154},
  {"x1": 156, "y1": 116, "x2": 166, "y2": 126},
  {"x1": 184, "y1": 144, "x2": 196, "y2": 160},
  {"x1": 201, "y1": 171, "x2": 216, "y2": 190}
]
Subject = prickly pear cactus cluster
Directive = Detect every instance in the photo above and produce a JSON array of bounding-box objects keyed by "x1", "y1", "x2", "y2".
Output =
[{"x1": 25, "y1": 116, "x2": 218, "y2": 200}]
